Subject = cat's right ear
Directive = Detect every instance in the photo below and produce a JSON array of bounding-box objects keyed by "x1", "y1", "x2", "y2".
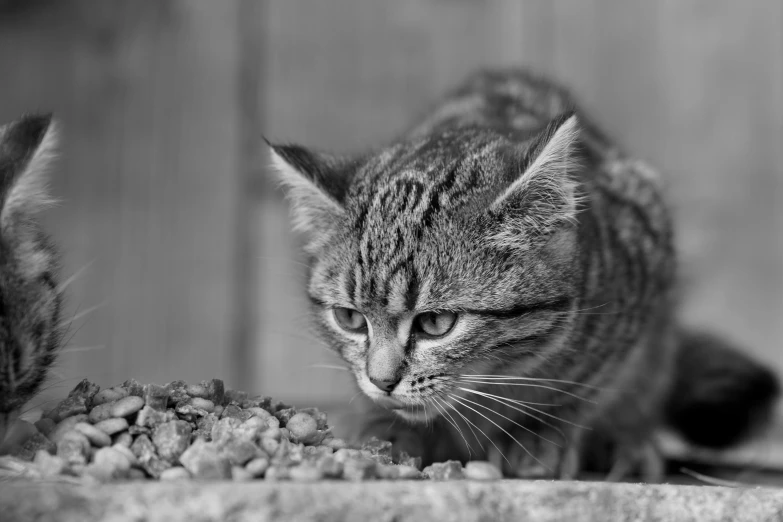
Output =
[
  {"x1": 0, "y1": 114, "x2": 58, "y2": 231},
  {"x1": 266, "y1": 140, "x2": 352, "y2": 251}
]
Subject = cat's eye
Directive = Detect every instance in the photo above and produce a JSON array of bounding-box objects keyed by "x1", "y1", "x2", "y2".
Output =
[
  {"x1": 414, "y1": 311, "x2": 457, "y2": 338},
  {"x1": 333, "y1": 307, "x2": 368, "y2": 333}
]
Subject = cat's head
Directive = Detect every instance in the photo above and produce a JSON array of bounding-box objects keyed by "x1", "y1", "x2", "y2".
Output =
[
  {"x1": 270, "y1": 114, "x2": 585, "y2": 422},
  {"x1": 0, "y1": 114, "x2": 62, "y2": 441}
]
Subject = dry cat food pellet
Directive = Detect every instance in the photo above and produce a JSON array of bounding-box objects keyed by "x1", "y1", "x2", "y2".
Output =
[
  {"x1": 423, "y1": 460, "x2": 465, "y2": 480},
  {"x1": 110, "y1": 396, "x2": 145, "y2": 418},
  {"x1": 463, "y1": 461, "x2": 504, "y2": 480},
  {"x1": 94, "y1": 418, "x2": 129, "y2": 436},
  {"x1": 0, "y1": 377, "x2": 503, "y2": 483},
  {"x1": 159, "y1": 467, "x2": 191, "y2": 481},
  {"x1": 73, "y1": 422, "x2": 111, "y2": 447}
]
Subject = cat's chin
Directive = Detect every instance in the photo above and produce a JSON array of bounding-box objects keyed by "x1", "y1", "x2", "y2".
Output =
[
  {"x1": 371, "y1": 395, "x2": 431, "y2": 423},
  {"x1": 391, "y1": 407, "x2": 429, "y2": 423}
]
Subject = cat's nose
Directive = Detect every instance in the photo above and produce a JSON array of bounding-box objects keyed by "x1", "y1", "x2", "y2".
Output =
[{"x1": 370, "y1": 376, "x2": 401, "y2": 393}]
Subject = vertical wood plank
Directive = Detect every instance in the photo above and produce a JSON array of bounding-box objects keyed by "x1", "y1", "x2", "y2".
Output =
[
  {"x1": 552, "y1": 0, "x2": 783, "y2": 374},
  {"x1": 235, "y1": 0, "x2": 266, "y2": 393},
  {"x1": 651, "y1": 1, "x2": 783, "y2": 373},
  {"x1": 0, "y1": 0, "x2": 242, "y2": 398}
]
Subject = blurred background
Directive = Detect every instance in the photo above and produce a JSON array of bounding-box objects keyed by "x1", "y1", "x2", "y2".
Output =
[{"x1": 0, "y1": 0, "x2": 780, "y2": 426}]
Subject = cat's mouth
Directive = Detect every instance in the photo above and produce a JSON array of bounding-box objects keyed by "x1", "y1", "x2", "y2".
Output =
[{"x1": 373, "y1": 394, "x2": 408, "y2": 410}]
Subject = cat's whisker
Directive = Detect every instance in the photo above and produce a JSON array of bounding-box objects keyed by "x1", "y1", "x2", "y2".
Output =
[
  {"x1": 56, "y1": 260, "x2": 94, "y2": 294},
  {"x1": 458, "y1": 378, "x2": 597, "y2": 404},
  {"x1": 449, "y1": 394, "x2": 536, "y2": 470},
  {"x1": 458, "y1": 387, "x2": 567, "y2": 440},
  {"x1": 30, "y1": 376, "x2": 87, "y2": 397},
  {"x1": 18, "y1": 397, "x2": 63, "y2": 418},
  {"x1": 307, "y1": 364, "x2": 350, "y2": 372},
  {"x1": 460, "y1": 387, "x2": 591, "y2": 431},
  {"x1": 56, "y1": 320, "x2": 89, "y2": 355},
  {"x1": 255, "y1": 255, "x2": 312, "y2": 270},
  {"x1": 571, "y1": 302, "x2": 612, "y2": 313},
  {"x1": 431, "y1": 397, "x2": 472, "y2": 456},
  {"x1": 442, "y1": 395, "x2": 502, "y2": 463},
  {"x1": 453, "y1": 393, "x2": 561, "y2": 449},
  {"x1": 45, "y1": 369, "x2": 66, "y2": 381},
  {"x1": 435, "y1": 392, "x2": 482, "y2": 449},
  {"x1": 55, "y1": 301, "x2": 106, "y2": 330},
  {"x1": 455, "y1": 383, "x2": 562, "y2": 407},
  {"x1": 460, "y1": 374, "x2": 607, "y2": 391},
  {"x1": 348, "y1": 391, "x2": 364, "y2": 405},
  {"x1": 58, "y1": 345, "x2": 105, "y2": 355}
]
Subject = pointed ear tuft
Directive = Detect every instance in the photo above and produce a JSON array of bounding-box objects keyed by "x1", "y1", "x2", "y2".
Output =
[
  {"x1": 267, "y1": 141, "x2": 353, "y2": 251},
  {"x1": 0, "y1": 113, "x2": 59, "y2": 230},
  {"x1": 488, "y1": 113, "x2": 584, "y2": 251}
]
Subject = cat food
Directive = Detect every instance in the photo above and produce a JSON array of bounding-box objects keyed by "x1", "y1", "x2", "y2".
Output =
[{"x1": 0, "y1": 378, "x2": 502, "y2": 483}]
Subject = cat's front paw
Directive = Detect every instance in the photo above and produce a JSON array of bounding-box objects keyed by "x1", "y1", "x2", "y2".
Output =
[
  {"x1": 488, "y1": 428, "x2": 578, "y2": 479},
  {"x1": 604, "y1": 439, "x2": 663, "y2": 483}
]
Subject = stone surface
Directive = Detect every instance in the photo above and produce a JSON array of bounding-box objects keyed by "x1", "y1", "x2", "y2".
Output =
[{"x1": 1, "y1": 480, "x2": 782, "y2": 522}]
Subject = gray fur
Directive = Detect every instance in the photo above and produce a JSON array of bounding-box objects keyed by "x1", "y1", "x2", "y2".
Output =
[
  {"x1": 270, "y1": 69, "x2": 777, "y2": 479},
  {"x1": 0, "y1": 114, "x2": 63, "y2": 445}
]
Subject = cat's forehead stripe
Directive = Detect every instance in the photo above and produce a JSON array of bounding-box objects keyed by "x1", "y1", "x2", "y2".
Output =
[{"x1": 341, "y1": 137, "x2": 509, "y2": 309}]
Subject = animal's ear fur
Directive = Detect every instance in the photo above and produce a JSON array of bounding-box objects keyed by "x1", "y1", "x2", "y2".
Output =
[
  {"x1": 266, "y1": 140, "x2": 354, "y2": 252},
  {"x1": 488, "y1": 113, "x2": 583, "y2": 252},
  {"x1": 0, "y1": 114, "x2": 58, "y2": 231}
]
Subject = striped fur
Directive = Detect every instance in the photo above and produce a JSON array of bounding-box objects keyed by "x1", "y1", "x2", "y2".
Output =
[
  {"x1": 0, "y1": 114, "x2": 63, "y2": 444},
  {"x1": 270, "y1": 69, "x2": 778, "y2": 479}
]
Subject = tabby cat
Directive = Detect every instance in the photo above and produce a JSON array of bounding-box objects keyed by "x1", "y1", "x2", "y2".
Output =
[
  {"x1": 267, "y1": 69, "x2": 779, "y2": 480},
  {"x1": 0, "y1": 114, "x2": 63, "y2": 447}
]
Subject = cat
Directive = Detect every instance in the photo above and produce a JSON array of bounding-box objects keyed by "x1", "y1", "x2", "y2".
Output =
[
  {"x1": 267, "y1": 69, "x2": 779, "y2": 480},
  {"x1": 0, "y1": 114, "x2": 63, "y2": 448}
]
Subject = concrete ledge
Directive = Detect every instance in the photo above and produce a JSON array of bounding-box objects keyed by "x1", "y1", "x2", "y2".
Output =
[{"x1": 2, "y1": 480, "x2": 783, "y2": 522}]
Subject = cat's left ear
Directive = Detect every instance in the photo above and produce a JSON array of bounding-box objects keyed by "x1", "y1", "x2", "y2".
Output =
[
  {"x1": 0, "y1": 114, "x2": 58, "y2": 231},
  {"x1": 266, "y1": 140, "x2": 354, "y2": 251},
  {"x1": 488, "y1": 113, "x2": 583, "y2": 249}
]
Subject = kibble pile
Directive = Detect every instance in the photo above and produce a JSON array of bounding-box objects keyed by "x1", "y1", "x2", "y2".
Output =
[{"x1": 0, "y1": 379, "x2": 502, "y2": 482}]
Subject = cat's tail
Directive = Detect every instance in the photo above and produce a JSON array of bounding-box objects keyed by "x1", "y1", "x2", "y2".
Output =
[{"x1": 664, "y1": 328, "x2": 780, "y2": 448}]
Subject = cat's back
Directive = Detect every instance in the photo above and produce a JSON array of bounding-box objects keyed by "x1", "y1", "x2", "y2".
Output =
[
  {"x1": 407, "y1": 69, "x2": 675, "y2": 277},
  {"x1": 406, "y1": 69, "x2": 574, "y2": 141},
  {"x1": 405, "y1": 69, "x2": 616, "y2": 161}
]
